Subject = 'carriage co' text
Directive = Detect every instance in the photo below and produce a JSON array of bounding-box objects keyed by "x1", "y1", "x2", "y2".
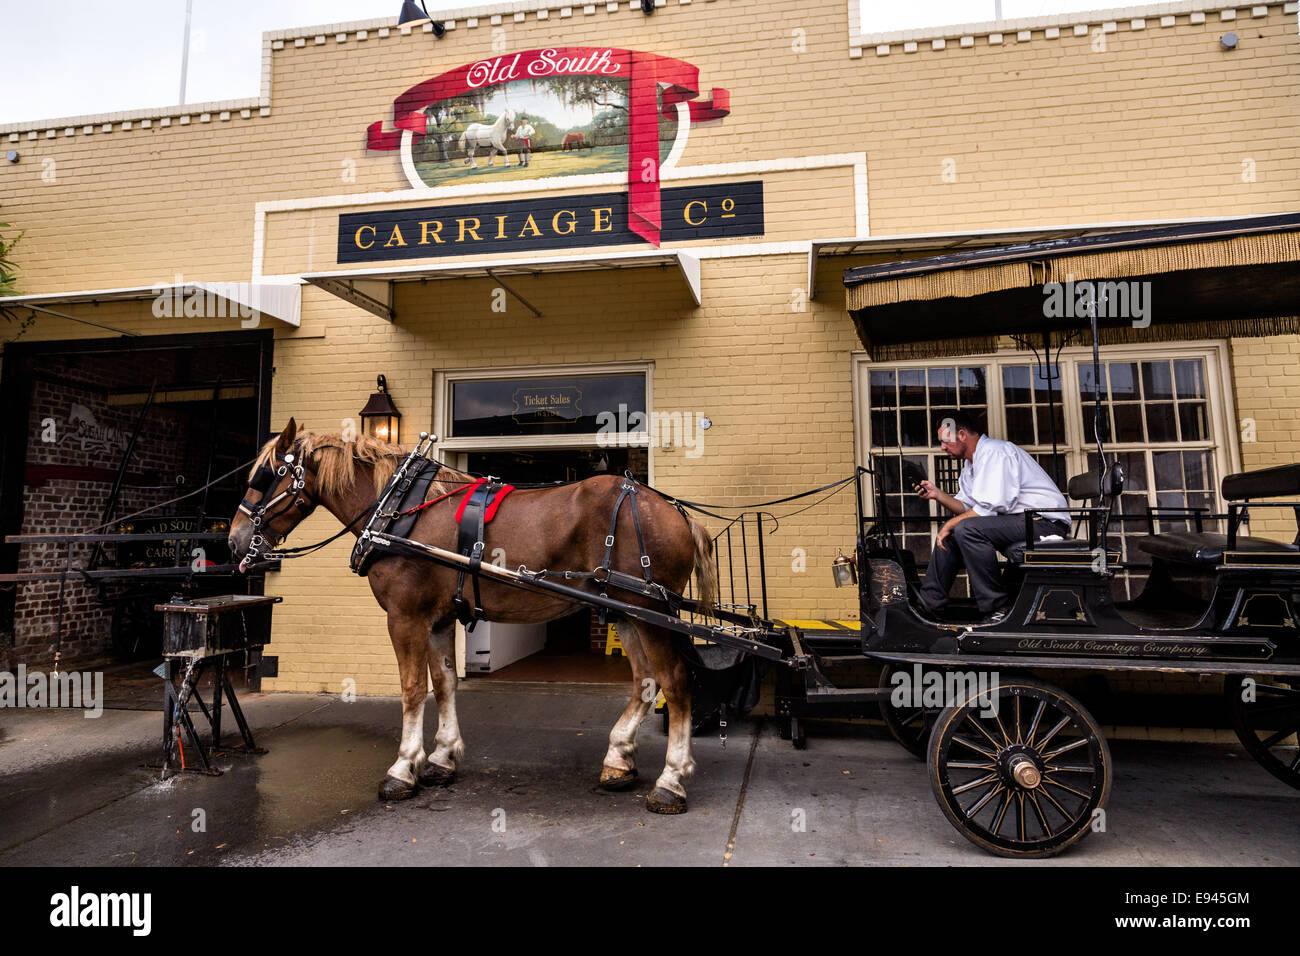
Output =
[{"x1": 337, "y1": 182, "x2": 764, "y2": 263}]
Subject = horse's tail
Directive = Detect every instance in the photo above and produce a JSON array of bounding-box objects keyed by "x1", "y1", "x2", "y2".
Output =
[
  {"x1": 686, "y1": 515, "x2": 717, "y2": 616},
  {"x1": 458, "y1": 130, "x2": 467, "y2": 149}
]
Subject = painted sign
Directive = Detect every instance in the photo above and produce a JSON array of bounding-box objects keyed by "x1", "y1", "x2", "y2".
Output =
[
  {"x1": 338, "y1": 180, "x2": 763, "y2": 263},
  {"x1": 365, "y1": 48, "x2": 730, "y2": 246}
]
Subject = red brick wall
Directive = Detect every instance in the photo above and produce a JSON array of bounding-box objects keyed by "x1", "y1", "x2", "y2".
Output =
[{"x1": 13, "y1": 355, "x2": 188, "y2": 667}]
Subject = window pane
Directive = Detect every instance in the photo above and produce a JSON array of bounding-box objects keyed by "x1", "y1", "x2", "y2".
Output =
[
  {"x1": 1183, "y1": 451, "x2": 1212, "y2": 491},
  {"x1": 1033, "y1": 363, "x2": 1062, "y2": 402},
  {"x1": 1079, "y1": 362, "x2": 1107, "y2": 405},
  {"x1": 1145, "y1": 403, "x2": 1177, "y2": 442},
  {"x1": 900, "y1": 409, "x2": 930, "y2": 447},
  {"x1": 928, "y1": 367, "x2": 956, "y2": 407},
  {"x1": 1082, "y1": 405, "x2": 1111, "y2": 443},
  {"x1": 1036, "y1": 405, "x2": 1066, "y2": 447},
  {"x1": 1006, "y1": 406, "x2": 1035, "y2": 445},
  {"x1": 958, "y1": 367, "x2": 987, "y2": 405},
  {"x1": 1178, "y1": 402, "x2": 1208, "y2": 442},
  {"x1": 898, "y1": 369, "x2": 926, "y2": 406},
  {"x1": 1141, "y1": 361, "x2": 1174, "y2": 400},
  {"x1": 1114, "y1": 404, "x2": 1144, "y2": 442},
  {"x1": 1173, "y1": 359, "x2": 1206, "y2": 399},
  {"x1": 1032, "y1": 454, "x2": 1068, "y2": 493},
  {"x1": 871, "y1": 409, "x2": 898, "y2": 448},
  {"x1": 1152, "y1": 451, "x2": 1183, "y2": 491},
  {"x1": 869, "y1": 369, "x2": 896, "y2": 409},
  {"x1": 1109, "y1": 362, "x2": 1139, "y2": 400},
  {"x1": 1002, "y1": 365, "x2": 1032, "y2": 405}
]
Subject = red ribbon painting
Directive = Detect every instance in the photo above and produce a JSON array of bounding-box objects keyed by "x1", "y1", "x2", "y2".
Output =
[{"x1": 365, "y1": 48, "x2": 729, "y2": 246}]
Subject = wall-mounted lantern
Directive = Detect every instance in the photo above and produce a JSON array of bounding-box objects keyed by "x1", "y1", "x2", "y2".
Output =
[{"x1": 359, "y1": 375, "x2": 402, "y2": 445}]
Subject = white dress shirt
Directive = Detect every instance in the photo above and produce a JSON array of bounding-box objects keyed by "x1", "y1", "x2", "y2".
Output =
[{"x1": 954, "y1": 436, "x2": 1070, "y2": 525}]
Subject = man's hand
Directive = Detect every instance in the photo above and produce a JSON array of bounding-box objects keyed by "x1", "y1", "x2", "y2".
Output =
[
  {"x1": 913, "y1": 479, "x2": 941, "y2": 501},
  {"x1": 936, "y1": 516, "x2": 958, "y2": 551}
]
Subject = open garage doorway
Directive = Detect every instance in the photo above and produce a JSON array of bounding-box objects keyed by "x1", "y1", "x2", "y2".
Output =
[{"x1": 0, "y1": 330, "x2": 274, "y2": 681}]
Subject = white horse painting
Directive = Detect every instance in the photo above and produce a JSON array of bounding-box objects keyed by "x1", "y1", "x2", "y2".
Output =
[{"x1": 459, "y1": 109, "x2": 515, "y2": 169}]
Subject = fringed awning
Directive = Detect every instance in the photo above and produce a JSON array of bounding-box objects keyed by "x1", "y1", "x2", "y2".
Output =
[{"x1": 843, "y1": 213, "x2": 1300, "y2": 359}]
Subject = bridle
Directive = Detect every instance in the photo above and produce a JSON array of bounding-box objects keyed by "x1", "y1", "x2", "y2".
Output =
[{"x1": 237, "y1": 442, "x2": 315, "y2": 566}]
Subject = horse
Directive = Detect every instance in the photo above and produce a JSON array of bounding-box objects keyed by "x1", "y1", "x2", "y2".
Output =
[
  {"x1": 227, "y1": 419, "x2": 718, "y2": 814},
  {"x1": 561, "y1": 131, "x2": 587, "y2": 151},
  {"x1": 459, "y1": 109, "x2": 515, "y2": 169}
]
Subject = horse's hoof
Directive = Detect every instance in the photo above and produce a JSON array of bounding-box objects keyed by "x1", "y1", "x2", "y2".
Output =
[
  {"x1": 599, "y1": 768, "x2": 639, "y2": 791},
  {"x1": 378, "y1": 775, "x2": 417, "y2": 801},
  {"x1": 418, "y1": 763, "x2": 456, "y2": 788},
  {"x1": 646, "y1": 787, "x2": 688, "y2": 815}
]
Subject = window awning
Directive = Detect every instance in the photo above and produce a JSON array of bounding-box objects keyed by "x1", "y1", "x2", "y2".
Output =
[
  {"x1": 301, "y1": 249, "x2": 701, "y2": 322},
  {"x1": 807, "y1": 222, "x2": 1166, "y2": 300},
  {"x1": 841, "y1": 213, "x2": 1300, "y2": 360},
  {"x1": 0, "y1": 281, "x2": 302, "y2": 332}
]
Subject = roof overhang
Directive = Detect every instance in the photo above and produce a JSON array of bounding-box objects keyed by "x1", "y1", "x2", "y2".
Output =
[
  {"x1": 301, "y1": 249, "x2": 701, "y2": 322},
  {"x1": 0, "y1": 281, "x2": 302, "y2": 331},
  {"x1": 840, "y1": 212, "x2": 1300, "y2": 360}
]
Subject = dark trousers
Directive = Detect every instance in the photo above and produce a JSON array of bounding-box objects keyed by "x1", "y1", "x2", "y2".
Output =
[{"x1": 918, "y1": 513, "x2": 1070, "y2": 614}]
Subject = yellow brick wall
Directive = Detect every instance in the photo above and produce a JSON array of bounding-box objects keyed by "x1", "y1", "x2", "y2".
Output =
[{"x1": 3, "y1": 0, "x2": 1299, "y2": 694}]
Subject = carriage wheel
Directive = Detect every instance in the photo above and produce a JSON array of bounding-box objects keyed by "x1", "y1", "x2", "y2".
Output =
[
  {"x1": 877, "y1": 662, "x2": 941, "y2": 760},
  {"x1": 928, "y1": 677, "x2": 1111, "y2": 858},
  {"x1": 1224, "y1": 675, "x2": 1300, "y2": 790}
]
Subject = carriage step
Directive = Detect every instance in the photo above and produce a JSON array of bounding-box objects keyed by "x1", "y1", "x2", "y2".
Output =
[
  {"x1": 804, "y1": 684, "x2": 890, "y2": 703},
  {"x1": 816, "y1": 655, "x2": 869, "y2": 666}
]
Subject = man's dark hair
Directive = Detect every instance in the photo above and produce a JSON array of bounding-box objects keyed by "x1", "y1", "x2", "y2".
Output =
[{"x1": 941, "y1": 409, "x2": 985, "y2": 437}]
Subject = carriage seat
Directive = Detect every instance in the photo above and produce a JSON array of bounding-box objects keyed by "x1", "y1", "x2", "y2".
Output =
[
  {"x1": 1136, "y1": 461, "x2": 1300, "y2": 567},
  {"x1": 1137, "y1": 532, "x2": 1297, "y2": 567},
  {"x1": 1002, "y1": 536, "x2": 1092, "y2": 564}
]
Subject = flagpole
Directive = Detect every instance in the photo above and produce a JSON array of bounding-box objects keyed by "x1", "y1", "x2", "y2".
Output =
[{"x1": 179, "y1": 0, "x2": 194, "y2": 105}]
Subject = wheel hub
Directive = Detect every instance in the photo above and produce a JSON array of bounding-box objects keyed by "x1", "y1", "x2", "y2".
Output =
[{"x1": 999, "y1": 744, "x2": 1043, "y2": 790}]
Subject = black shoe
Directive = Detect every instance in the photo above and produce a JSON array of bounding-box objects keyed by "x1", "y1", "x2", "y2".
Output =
[{"x1": 977, "y1": 604, "x2": 1012, "y2": 627}]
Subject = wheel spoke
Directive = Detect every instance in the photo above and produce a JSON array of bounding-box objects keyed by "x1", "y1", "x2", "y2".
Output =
[
  {"x1": 1259, "y1": 718, "x2": 1300, "y2": 750},
  {"x1": 991, "y1": 789, "x2": 1011, "y2": 836},
  {"x1": 964, "y1": 714, "x2": 1004, "y2": 750},
  {"x1": 947, "y1": 760, "x2": 997, "y2": 770},
  {"x1": 993, "y1": 709, "x2": 1014, "y2": 748},
  {"x1": 1041, "y1": 736, "x2": 1089, "y2": 761},
  {"x1": 1043, "y1": 776, "x2": 1091, "y2": 800},
  {"x1": 1043, "y1": 763, "x2": 1094, "y2": 774},
  {"x1": 1025, "y1": 699, "x2": 1046, "y2": 747},
  {"x1": 1028, "y1": 791, "x2": 1054, "y2": 838},
  {"x1": 952, "y1": 772, "x2": 1000, "y2": 796},
  {"x1": 965, "y1": 782, "x2": 1005, "y2": 819},
  {"x1": 1038, "y1": 784, "x2": 1074, "y2": 820},
  {"x1": 1035, "y1": 715, "x2": 1072, "y2": 753},
  {"x1": 951, "y1": 734, "x2": 1000, "y2": 760},
  {"x1": 1014, "y1": 695, "x2": 1023, "y2": 745},
  {"x1": 1016, "y1": 792, "x2": 1027, "y2": 843}
]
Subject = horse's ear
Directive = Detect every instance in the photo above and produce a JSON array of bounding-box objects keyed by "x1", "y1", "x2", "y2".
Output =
[{"x1": 275, "y1": 417, "x2": 297, "y2": 452}]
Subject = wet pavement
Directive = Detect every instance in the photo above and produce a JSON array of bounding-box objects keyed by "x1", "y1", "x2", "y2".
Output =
[{"x1": 1, "y1": 682, "x2": 1297, "y2": 866}]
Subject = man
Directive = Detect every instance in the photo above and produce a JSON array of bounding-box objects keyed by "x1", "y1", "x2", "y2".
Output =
[
  {"x1": 912, "y1": 411, "x2": 1071, "y2": 624},
  {"x1": 515, "y1": 118, "x2": 536, "y2": 167}
]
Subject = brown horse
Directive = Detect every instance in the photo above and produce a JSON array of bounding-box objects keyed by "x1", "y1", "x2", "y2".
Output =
[{"x1": 228, "y1": 419, "x2": 718, "y2": 813}]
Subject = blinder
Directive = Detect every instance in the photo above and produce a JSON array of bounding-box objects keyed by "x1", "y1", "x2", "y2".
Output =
[{"x1": 237, "y1": 443, "x2": 314, "y2": 565}]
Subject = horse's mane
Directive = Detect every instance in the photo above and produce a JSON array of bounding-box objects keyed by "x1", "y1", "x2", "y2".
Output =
[{"x1": 250, "y1": 430, "x2": 404, "y2": 500}]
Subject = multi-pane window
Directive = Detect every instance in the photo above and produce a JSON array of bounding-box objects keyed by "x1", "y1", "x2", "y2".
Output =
[{"x1": 860, "y1": 347, "x2": 1231, "y2": 575}]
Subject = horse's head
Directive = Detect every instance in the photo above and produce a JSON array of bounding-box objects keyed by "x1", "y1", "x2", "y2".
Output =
[{"x1": 229, "y1": 417, "x2": 320, "y2": 572}]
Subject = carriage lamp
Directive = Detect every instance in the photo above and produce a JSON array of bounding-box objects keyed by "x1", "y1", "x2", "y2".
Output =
[
  {"x1": 359, "y1": 375, "x2": 402, "y2": 444},
  {"x1": 832, "y1": 548, "x2": 857, "y2": 588},
  {"x1": 398, "y1": 0, "x2": 446, "y2": 37}
]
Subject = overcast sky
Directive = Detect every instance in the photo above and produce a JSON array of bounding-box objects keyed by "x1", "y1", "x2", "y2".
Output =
[{"x1": 1, "y1": 0, "x2": 1107, "y2": 125}]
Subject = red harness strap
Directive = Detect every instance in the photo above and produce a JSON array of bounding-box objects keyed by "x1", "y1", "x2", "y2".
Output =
[{"x1": 452, "y1": 478, "x2": 515, "y2": 524}]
